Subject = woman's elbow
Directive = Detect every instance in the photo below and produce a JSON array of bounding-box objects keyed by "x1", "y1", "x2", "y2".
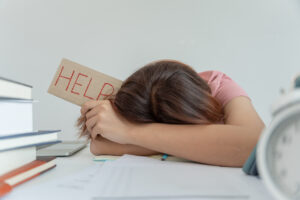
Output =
[{"x1": 238, "y1": 126, "x2": 265, "y2": 167}]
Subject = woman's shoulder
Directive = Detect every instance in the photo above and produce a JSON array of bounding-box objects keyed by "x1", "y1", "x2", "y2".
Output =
[
  {"x1": 198, "y1": 70, "x2": 226, "y2": 83},
  {"x1": 198, "y1": 70, "x2": 249, "y2": 107}
]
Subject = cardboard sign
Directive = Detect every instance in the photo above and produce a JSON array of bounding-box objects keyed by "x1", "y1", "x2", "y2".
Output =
[{"x1": 48, "y1": 58, "x2": 123, "y2": 106}]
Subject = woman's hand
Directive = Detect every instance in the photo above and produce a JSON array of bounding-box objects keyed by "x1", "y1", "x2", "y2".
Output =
[
  {"x1": 79, "y1": 100, "x2": 103, "y2": 137},
  {"x1": 90, "y1": 135, "x2": 158, "y2": 156},
  {"x1": 82, "y1": 100, "x2": 136, "y2": 144}
]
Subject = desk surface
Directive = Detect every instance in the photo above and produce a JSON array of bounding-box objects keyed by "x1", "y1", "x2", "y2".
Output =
[{"x1": 4, "y1": 146, "x2": 274, "y2": 200}]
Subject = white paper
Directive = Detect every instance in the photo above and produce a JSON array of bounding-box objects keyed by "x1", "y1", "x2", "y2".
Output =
[
  {"x1": 4, "y1": 155, "x2": 273, "y2": 200},
  {"x1": 91, "y1": 156, "x2": 248, "y2": 198},
  {"x1": 92, "y1": 155, "x2": 273, "y2": 199}
]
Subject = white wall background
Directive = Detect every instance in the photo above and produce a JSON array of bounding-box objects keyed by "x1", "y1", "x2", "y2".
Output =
[{"x1": 0, "y1": 0, "x2": 299, "y2": 140}]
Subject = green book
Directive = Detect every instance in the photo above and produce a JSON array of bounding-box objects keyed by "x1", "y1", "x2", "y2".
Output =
[{"x1": 242, "y1": 145, "x2": 259, "y2": 176}]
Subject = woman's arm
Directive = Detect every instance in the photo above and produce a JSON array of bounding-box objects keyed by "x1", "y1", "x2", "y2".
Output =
[
  {"x1": 126, "y1": 97, "x2": 264, "y2": 167},
  {"x1": 90, "y1": 136, "x2": 158, "y2": 156},
  {"x1": 83, "y1": 97, "x2": 264, "y2": 167}
]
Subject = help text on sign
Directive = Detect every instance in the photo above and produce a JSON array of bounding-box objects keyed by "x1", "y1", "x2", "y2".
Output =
[{"x1": 48, "y1": 58, "x2": 123, "y2": 106}]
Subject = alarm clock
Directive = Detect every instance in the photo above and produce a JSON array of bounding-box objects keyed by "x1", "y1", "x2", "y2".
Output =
[{"x1": 257, "y1": 75, "x2": 300, "y2": 200}]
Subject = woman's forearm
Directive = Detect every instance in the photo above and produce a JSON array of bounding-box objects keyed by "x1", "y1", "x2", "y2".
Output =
[
  {"x1": 90, "y1": 136, "x2": 158, "y2": 156},
  {"x1": 128, "y1": 123, "x2": 261, "y2": 167}
]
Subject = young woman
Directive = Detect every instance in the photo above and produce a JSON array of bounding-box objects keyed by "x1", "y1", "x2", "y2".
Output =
[{"x1": 80, "y1": 60, "x2": 264, "y2": 167}]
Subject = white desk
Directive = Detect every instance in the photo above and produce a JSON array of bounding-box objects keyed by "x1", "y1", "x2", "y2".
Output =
[{"x1": 4, "y1": 146, "x2": 274, "y2": 200}]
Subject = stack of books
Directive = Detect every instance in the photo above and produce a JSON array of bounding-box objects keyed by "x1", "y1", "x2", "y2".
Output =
[{"x1": 0, "y1": 77, "x2": 61, "y2": 197}]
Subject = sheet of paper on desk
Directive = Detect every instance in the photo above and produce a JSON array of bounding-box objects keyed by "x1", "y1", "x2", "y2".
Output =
[
  {"x1": 4, "y1": 155, "x2": 273, "y2": 200},
  {"x1": 90, "y1": 155, "x2": 272, "y2": 199},
  {"x1": 96, "y1": 155, "x2": 268, "y2": 199},
  {"x1": 91, "y1": 155, "x2": 248, "y2": 199}
]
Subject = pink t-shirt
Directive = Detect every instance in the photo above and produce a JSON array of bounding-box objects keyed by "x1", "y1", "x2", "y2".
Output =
[{"x1": 199, "y1": 71, "x2": 249, "y2": 107}]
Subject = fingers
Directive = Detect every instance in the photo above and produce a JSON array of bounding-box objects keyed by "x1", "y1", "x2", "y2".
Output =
[
  {"x1": 81, "y1": 100, "x2": 102, "y2": 115},
  {"x1": 85, "y1": 106, "x2": 101, "y2": 120},
  {"x1": 85, "y1": 115, "x2": 98, "y2": 134},
  {"x1": 85, "y1": 100, "x2": 110, "y2": 120},
  {"x1": 81, "y1": 100, "x2": 111, "y2": 139},
  {"x1": 91, "y1": 122, "x2": 102, "y2": 139}
]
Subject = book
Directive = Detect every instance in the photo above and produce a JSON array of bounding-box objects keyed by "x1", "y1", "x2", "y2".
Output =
[
  {"x1": 0, "y1": 99, "x2": 33, "y2": 136},
  {"x1": 242, "y1": 145, "x2": 259, "y2": 176},
  {"x1": 0, "y1": 130, "x2": 61, "y2": 152},
  {"x1": 0, "y1": 77, "x2": 32, "y2": 100},
  {"x1": 0, "y1": 157, "x2": 56, "y2": 197},
  {"x1": 0, "y1": 146, "x2": 36, "y2": 176}
]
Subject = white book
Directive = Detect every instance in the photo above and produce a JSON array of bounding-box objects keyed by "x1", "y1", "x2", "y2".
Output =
[
  {"x1": 0, "y1": 77, "x2": 32, "y2": 99},
  {"x1": 0, "y1": 146, "x2": 36, "y2": 176},
  {"x1": 0, "y1": 130, "x2": 61, "y2": 152},
  {"x1": 0, "y1": 99, "x2": 33, "y2": 136}
]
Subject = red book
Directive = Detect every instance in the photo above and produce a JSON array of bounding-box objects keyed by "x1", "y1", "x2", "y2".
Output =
[{"x1": 0, "y1": 157, "x2": 56, "y2": 197}]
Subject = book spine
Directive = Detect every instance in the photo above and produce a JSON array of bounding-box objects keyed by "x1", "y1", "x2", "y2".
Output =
[
  {"x1": 12, "y1": 165, "x2": 56, "y2": 187},
  {"x1": 0, "y1": 182, "x2": 12, "y2": 197}
]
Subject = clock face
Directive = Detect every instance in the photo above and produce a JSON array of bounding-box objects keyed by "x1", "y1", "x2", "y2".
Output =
[{"x1": 266, "y1": 112, "x2": 300, "y2": 199}]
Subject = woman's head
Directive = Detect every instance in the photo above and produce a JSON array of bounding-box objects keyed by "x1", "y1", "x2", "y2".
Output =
[{"x1": 113, "y1": 60, "x2": 223, "y2": 124}]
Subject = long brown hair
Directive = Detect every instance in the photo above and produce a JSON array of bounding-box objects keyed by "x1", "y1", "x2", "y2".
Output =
[
  {"x1": 78, "y1": 60, "x2": 223, "y2": 137},
  {"x1": 114, "y1": 60, "x2": 223, "y2": 124}
]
